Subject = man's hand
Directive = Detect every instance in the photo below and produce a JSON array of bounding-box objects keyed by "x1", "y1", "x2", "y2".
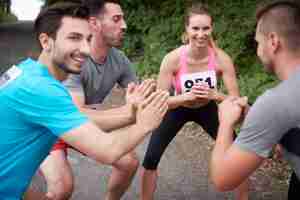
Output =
[
  {"x1": 126, "y1": 79, "x2": 156, "y2": 109},
  {"x1": 218, "y1": 96, "x2": 248, "y2": 127},
  {"x1": 136, "y1": 90, "x2": 169, "y2": 133}
]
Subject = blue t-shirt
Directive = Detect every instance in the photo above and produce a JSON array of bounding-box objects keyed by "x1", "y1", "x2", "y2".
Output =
[{"x1": 0, "y1": 58, "x2": 88, "y2": 199}]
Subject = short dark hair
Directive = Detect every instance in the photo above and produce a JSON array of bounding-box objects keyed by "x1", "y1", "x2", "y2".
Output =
[
  {"x1": 256, "y1": 0, "x2": 300, "y2": 52},
  {"x1": 34, "y1": 2, "x2": 89, "y2": 41},
  {"x1": 84, "y1": 0, "x2": 120, "y2": 16}
]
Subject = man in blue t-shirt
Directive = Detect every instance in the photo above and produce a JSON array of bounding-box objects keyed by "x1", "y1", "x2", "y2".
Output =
[
  {"x1": 0, "y1": 3, "x2": 168, "y2": 200},
  {"x1": 39, "y1": 1, "x2": 142, "y2": 199}
]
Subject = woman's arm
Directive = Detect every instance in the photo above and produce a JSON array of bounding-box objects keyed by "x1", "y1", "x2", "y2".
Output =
[
  {"x1": 157, "y1": 50, "x2": 198, "y2": 109},
  {"x1": 216, "y1": 49, "x2": 240, "y2": 98}
]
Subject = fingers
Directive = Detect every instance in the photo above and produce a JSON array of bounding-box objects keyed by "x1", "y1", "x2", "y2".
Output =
[
  {"x1": 191, "y1": 85, "x2": 213, "y2": 99},
  {"x1": 160, "y1": 100, "x2": 169, "y2": 116},
  {"x1": 139, "y1": 90, "x2": 160, "y2": 109},
  {"x1": 141, "y1": 90, "x2": 169, "y2": 112},
  {"x1": 191, "y1": 88, "x2": 209, "y2": 96},
  {"x1": 127, "y1": 82, "x2": 136, "y2": 94},
  {"x1": 193, "y1": 82, "x2": 209, "y2": 89},
  {"x1": 224, "y1": 96, "x2": 238, "y2": 102},
  {"x1": 233, "y1": 96, "x2": 248, "y2": 107},
  {"x1": 152, "y1": 91, "x2": 169, "y2": 114},
  {"x1": 137, "y1": 79, "x2": 156, "y2": 99}
]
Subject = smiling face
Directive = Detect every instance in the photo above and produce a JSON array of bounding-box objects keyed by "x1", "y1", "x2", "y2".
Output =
[
  {"x1": 48, "y1": 16, "x2": 92, "y2": 74},
  {"x1": 97, "y1": 2, "x2": 127, "y2": 48},
  {"x1": 185, "y1": 14, "x2": 213, "y2": 48}
]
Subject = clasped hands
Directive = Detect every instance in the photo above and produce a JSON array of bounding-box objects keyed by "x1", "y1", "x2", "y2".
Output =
[
  {"x1": 218, "y1": 96, "x2": 249, "y2": 127},
  {"x1": 182, "y1": 83, "x2": 218, "y2": 104}
]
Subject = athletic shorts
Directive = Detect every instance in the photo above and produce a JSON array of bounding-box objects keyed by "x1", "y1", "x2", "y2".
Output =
[{"x1": 51, "y1": 139, "x2": 70, "y2": 154}]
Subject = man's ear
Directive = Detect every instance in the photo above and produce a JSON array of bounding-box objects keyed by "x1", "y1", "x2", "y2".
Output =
[
  {"x1": 39, "y1": 33, "x2": 53, "y2": 52},
  {"x1": 269, "y1": 32, "x2": 281, "y2": 53},
  {"x1": 88, "y1": 16, "x2": 101, "y2": 32}
]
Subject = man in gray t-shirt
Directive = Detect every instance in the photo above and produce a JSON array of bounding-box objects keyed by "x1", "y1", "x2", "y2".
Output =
[
  {"x1": 64, "y1": 47, "x2": 137, "y2": 105},
  {"x1": 210, "y1": 1, "x2": 300, "y2": 199}
]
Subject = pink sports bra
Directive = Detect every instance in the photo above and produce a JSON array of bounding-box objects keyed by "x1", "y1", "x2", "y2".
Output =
[{"x1": 173, "y1": 45, "x2": 217, "y2": 94}]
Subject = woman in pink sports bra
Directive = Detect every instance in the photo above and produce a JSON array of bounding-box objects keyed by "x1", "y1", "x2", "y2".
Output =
[{"x1": 140, "y1": 3, "x2": 249, "y2": 200}]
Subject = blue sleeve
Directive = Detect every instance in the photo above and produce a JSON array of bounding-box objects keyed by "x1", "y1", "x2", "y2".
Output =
[{"x1": 13, "y1": 79, "x2": 88, "y2": 136}]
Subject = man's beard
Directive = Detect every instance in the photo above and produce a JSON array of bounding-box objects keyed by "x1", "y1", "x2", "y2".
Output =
[{"x1": 57, "y1": 63, "x2": 81, "y2": 74}]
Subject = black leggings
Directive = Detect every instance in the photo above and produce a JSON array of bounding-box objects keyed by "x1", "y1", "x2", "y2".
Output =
[
  {"x1": 288, "y1": 172, "x2": 300, "y2": 199},
  {"x1": 143, "y1": 101, "x2": 219, "y2": 170}
]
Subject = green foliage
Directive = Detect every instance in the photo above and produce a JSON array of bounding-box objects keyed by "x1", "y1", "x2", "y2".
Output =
[
  {"x1": 121, "y1": 0, "x2": 277, "y2": 102},
  {"x1": 0, "y1": 10, "x2": 17, "y2": 23},
  {"x1": 121, "y1": 0, "x2": 185, "y2": 77}
]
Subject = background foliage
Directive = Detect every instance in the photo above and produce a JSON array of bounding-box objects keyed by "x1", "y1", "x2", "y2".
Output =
[
  {"x1": 0, "y1": 0, "x2": 16, "y2": 23},
  {"x1": 0, "y1": 0, "x2": 278, "y2": 103}
]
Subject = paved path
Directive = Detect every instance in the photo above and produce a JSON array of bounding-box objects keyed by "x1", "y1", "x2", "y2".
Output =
[{"x1": 1, "y1": 21, "x2": 288, "y2": 200}]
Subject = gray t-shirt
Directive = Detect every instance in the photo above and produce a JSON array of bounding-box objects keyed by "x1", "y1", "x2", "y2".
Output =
[
  {"x1": 64, "y1": 47, "x2": 137, "y2": 105},
  {"x1": 234, "y1": 67, "x2": 300, "y2": 177}
]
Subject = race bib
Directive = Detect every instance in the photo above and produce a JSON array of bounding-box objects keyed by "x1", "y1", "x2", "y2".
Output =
[
  {"x1": 180, "y1": 70, "x2": 217, "y2": 93},
  {"x1": 0, "y1": 65, "x2": 23, "y2": 89}
]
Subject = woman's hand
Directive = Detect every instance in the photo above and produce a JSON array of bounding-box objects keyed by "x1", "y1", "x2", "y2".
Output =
[{"x1": 190, "y1": 83, "x2": 218, "y2": 101}]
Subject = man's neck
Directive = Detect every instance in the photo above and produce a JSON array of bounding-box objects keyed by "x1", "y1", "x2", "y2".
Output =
[
  {"x1": 38, "y1": 52, "x2": 68, "y2": 81},
  {"x1": 90, "y1": 34, "x2": 111, "y2": 64},
  {"x1": 274, "y1": 52, "x2": 300, "y2": 80}
]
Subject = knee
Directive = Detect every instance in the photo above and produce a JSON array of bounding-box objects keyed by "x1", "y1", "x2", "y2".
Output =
[
  {"x1": 46, "y1": 173, "x2": 74, "y2": 200},
  {"x1": 125, "y1": 153, "x2": 139, "y2": 173},
  {"x1": 115, "y1": 152, "x2": 139, "y2": 174}
]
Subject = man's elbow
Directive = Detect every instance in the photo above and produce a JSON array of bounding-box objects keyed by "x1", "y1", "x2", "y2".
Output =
[
  {"x1": 211, "y1": 174, "x2": 238, "y2": 192},
  {"x1": 95, "y1": 150, "x2": 123, "y2": 165}
]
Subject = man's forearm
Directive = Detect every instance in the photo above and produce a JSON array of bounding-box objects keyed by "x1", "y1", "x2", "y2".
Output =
[
  {"x1": 80, "y1": 104, "x2": 135, "y2": 131},
  {"x1": 67, "y1": 122, "x2": 149, "y2": 165},
  {"x1": 106, "y1": 124, "x2": 149, "y2": 163},
  {"x1": 210, "y1": 123, "x2": 235, "y2": 181},
  {"x1": 23, "y1": 187, "x2": 50, "y2": 200}
]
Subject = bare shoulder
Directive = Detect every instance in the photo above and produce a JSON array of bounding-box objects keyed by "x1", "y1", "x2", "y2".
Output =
[
  {"x1": 214, "y1": 48, "x2": 235, "y2": 71},
  {"x1": 160, "y1": 47, "x2": 181, "y2": 72}
]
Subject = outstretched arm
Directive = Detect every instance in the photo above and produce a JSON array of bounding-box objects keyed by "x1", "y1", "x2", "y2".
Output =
[
  {"x1": 61, "y1": 90, "x2": 169, "y2": 165},
  {"x1": 217, "y1": 49, "x2": 240, "y2": 97},
  {"x1": 210, "y1": 97, "x2": 280, "y2": 191},
  {"x1": 70, "y1": 79, "x2": 156, "y2": 132}
]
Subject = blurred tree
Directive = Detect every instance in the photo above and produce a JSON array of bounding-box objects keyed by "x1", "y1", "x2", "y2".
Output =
[{"x1": 0, "y1": 0, "x2": 11, "y2": 13}]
